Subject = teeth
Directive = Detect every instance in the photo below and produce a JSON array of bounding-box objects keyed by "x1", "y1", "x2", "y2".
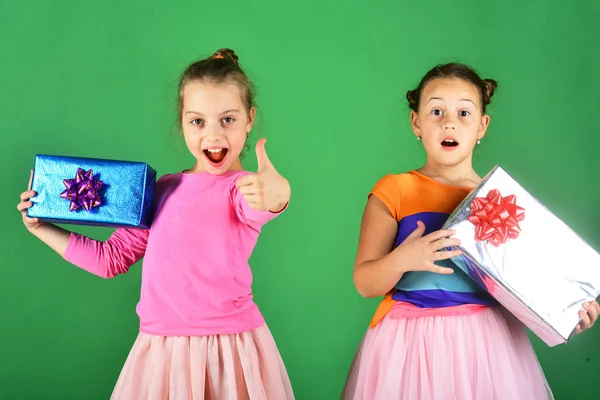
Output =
[
  {"x1": 206, "y1": 148, "x2": 223, "y2": 153},
  {"x1": 444, "y1": 140, "x2": 455, "y2": 143}
]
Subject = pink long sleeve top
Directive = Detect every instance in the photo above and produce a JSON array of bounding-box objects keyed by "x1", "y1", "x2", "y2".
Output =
[{"x1": 63, "y1": 171, "x2": 282, "y2": 336}]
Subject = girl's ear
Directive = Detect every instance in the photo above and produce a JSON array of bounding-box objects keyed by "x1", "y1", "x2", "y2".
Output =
[
  {"x1": 410, "y1": 111, "x2": 421, "y2": 139},
  {"x1": 247, "y1": 107, "x2": 256, "y2": 132},
  {"x1": 478, "y1": 114, "x2": 490, "y2": 140}
]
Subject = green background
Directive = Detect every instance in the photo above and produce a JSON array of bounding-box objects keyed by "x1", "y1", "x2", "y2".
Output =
[{"x1": 1, "y1": 1, "x2": 599, "y2": 399}]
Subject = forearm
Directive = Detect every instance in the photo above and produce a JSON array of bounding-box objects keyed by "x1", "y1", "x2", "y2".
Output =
[
  {"x1": 353, "y1": 248, "x2": 405, "y2": 298},
  {"x1": 28, "y1": 223, "x2": 147, "y2": 279},
  {"x1": 63, "y1": 228, "x2": 148, "y2": 278},
  {"x1": 28, "y1": 223, "x2": 71, "y2": 257}
]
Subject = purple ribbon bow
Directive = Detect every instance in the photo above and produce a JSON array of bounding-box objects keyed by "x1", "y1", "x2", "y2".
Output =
[{"x1": 60, "y1": 168, "x2": 103, "y2": 211}]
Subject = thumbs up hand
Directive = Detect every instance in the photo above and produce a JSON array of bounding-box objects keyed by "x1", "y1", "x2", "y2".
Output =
[{"x1": 235, "y1": 138, "x2": 290, "y2": 212}]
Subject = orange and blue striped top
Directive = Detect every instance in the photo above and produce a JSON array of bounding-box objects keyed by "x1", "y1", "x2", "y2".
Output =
[{"x1": 369, "y1": 170, "x2": 496, "y2": 327}]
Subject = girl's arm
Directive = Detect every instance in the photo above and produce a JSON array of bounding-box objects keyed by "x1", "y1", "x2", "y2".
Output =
[
  {"x1": 352, "y1": 196, "x2": 405, "y2": 298},
  {"x1": 63, "y1": 228, "x2": 149, "y2": 278},
  {"x1": 27, "y1": 223, "x2": 149, "y2": 279},
  {"x1": 27, "y1": 223, "x2": 71, "y2": 257},
  {"x1": 353, "y1": 196, "x2": 459, "y2": 298},
  {"x1": 19, "y1": 172, "x2": 149, "y2": 278}
]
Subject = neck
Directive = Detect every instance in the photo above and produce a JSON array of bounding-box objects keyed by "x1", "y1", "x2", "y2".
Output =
[{"x1": 418, "y1": 155, "x2": 481, "y2": 187}]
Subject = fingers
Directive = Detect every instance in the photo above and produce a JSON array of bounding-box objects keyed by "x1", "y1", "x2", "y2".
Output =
[
  {"x1": 24, "y1": 216, "x2": 39, "y2": 224},
  {"x1": 241, "y1": 193, "x2": 258, "y2": 204},
  {"x1": 20, "y1": 190, "x2": 36, "y2": 201},
  {"x1": 432, "y1": 249, "x2": 463, "y2": 261},
  {"x1": 255, "y1": 138, "x2": 273, "y2": 172},
  {"x1": 590, "y1": 301, "x2": 600, "y2": 322},
  {"x1": 579, "y1": 308, "x2": 592, "y2": 330},
  {"x1": 242, "y1": 194, "x2": 265, "y2": 211},
  {"x1": 581, "y1": 301, "x2": 599, "y2": 330},
  {"x1": 18, "y1": 190, "x2": 37, "y2": 214},
  {"x1": 18, "y1": 200, "x2": 40, "y2": 224},
  {"x1": 572, "y1": 301, "x2": 599, "y2": 336},
  {"x1": 236, "y1": 173, "x2": 267, "y2": 210},
  {"x1": 424, "y1": 229, "x2": 457, "y2": 242},
  {"x1": 405, "y1": 221, "x2": 426, "y2": 242},
  {"x1": 17, "y1": 201, "x2": 34, "y2": 212},
  {"x1": 238, "y1": 185, "x2": 256, "y2": 196},
  {"x1": 425, "y1": 263, "x2": 454, "y2": 275},
  {"x1": 235, "y1": 174, "x2": 257, "y2": 188},
  {"x1": 236, "y1": 175, "x2": 263, "y2": 198},
  {"x1": 430, "y1": 237, "x2": 461, "y2": 251},
  {"x1": 18, "y1": 172, "x2": 40, "y2": 227}
]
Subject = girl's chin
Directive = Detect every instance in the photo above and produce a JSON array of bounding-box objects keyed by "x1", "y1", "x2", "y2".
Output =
[{"x1": 429, "y1": 152, "x2": 471, "y2": 167}]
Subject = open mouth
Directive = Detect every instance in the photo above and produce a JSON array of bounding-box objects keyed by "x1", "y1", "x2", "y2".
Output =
[
  {"x1": 441, "y1": 137, "x2": 459, "y2": 149},
  {"x1": 203, "y1": 148, "x2": 229, "y2": 166}
]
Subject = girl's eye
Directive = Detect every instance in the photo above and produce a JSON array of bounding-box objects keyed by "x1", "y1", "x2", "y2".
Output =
[
  {"x1": 191, "y1": 119, "x2": 203, "y2": 126},
  {"x1": 431, "y1": 108, "x2": 443, "y2": 116},
  {"x1": 459, "y1": 110, "x2": 470, "y2": 117},
  {"x1": 222, "y1": 117, "x2": 235, "y2": 124}
]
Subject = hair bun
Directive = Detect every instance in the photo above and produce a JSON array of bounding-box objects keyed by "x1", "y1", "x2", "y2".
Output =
[
  {"x1": 212, "y1": 48, "x2": 239, "y2": 66},
  {"x1": 406, "y1": 89, "x2": 418, "y2": 111},
  {"x1": 483, "y1": 79, "x2": 498, "y2": 104}
]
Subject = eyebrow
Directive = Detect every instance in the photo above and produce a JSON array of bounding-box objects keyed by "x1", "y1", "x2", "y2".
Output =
[
  {"x1": 425, "y1": 97, "x2": 478, "y2": 107},
  {"x1": 184, "y1": 109, "x2": 241, "y2": 116}
]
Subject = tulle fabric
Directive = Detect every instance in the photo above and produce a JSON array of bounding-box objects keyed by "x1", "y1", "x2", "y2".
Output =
[
  {"x1": 342, "y1": 304, "x2": 553, "y2": 400},
  {"x1": 111, "y1": 324, "x2": 294, "y2": 400}
]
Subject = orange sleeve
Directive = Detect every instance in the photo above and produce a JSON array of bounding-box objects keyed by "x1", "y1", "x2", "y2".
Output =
[{"x1": 369, "y1": 174, "x2": 402, "y2": 221}]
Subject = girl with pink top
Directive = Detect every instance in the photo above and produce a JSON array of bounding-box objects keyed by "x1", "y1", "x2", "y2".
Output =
[{"x1": 17, "y1": 48, "x2": 294, "y2": 400}]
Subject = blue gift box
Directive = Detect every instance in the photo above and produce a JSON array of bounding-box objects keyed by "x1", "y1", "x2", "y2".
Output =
[{"x1": 27, "y1": 154, "x2": 156, "y2": 229}]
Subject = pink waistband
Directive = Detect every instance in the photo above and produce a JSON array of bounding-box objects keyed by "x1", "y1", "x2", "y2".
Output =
[{"x1": 391, "y1": 301, "x2": 490, "y2": 319}]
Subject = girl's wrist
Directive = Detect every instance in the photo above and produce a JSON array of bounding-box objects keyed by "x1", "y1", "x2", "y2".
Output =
[
  {"x1": 390, "y1": 246, "x2": 409, "y2": 275},
  {"x1": 28, "y1": 222, "x2": 47, "y2": 235}
]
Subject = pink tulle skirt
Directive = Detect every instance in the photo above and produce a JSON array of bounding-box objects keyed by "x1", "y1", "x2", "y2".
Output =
[
  {"x1": 110, "y1": 324, "x2": 294, "y2": 400},
  {"x1": 342, "y1": 305, "x2": 554, "y2": 400}
]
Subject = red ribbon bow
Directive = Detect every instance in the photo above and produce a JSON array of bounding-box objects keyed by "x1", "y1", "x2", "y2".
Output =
[{"x1": 468, "y1": 189, "x2": 525, "y2": 247}]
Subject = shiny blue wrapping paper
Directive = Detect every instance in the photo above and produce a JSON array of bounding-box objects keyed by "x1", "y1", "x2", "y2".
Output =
[{"x1": 26, "y1": 154, "x2": 156, "y2": 229}]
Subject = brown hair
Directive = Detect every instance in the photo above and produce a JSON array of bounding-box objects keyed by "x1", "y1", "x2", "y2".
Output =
[
  {"x1": 406, "y1": 63, "x2": 498, "y2": 113},
  {"x1": 177, "y1": 48, "x2": 255, "y2": 124}
]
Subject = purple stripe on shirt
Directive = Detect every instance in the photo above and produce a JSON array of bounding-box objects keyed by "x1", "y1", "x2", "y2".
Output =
[{"x1": 391, "y1": 289, "x2": 497, "y2": 308}]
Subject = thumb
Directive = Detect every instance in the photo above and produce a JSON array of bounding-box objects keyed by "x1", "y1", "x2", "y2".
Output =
[
  {"x1": 405, "y1": 221, "x2": 426, "y2": 242},
  {"x1": 255, "y1": 138, "x2": 273, "y2": 171}
]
